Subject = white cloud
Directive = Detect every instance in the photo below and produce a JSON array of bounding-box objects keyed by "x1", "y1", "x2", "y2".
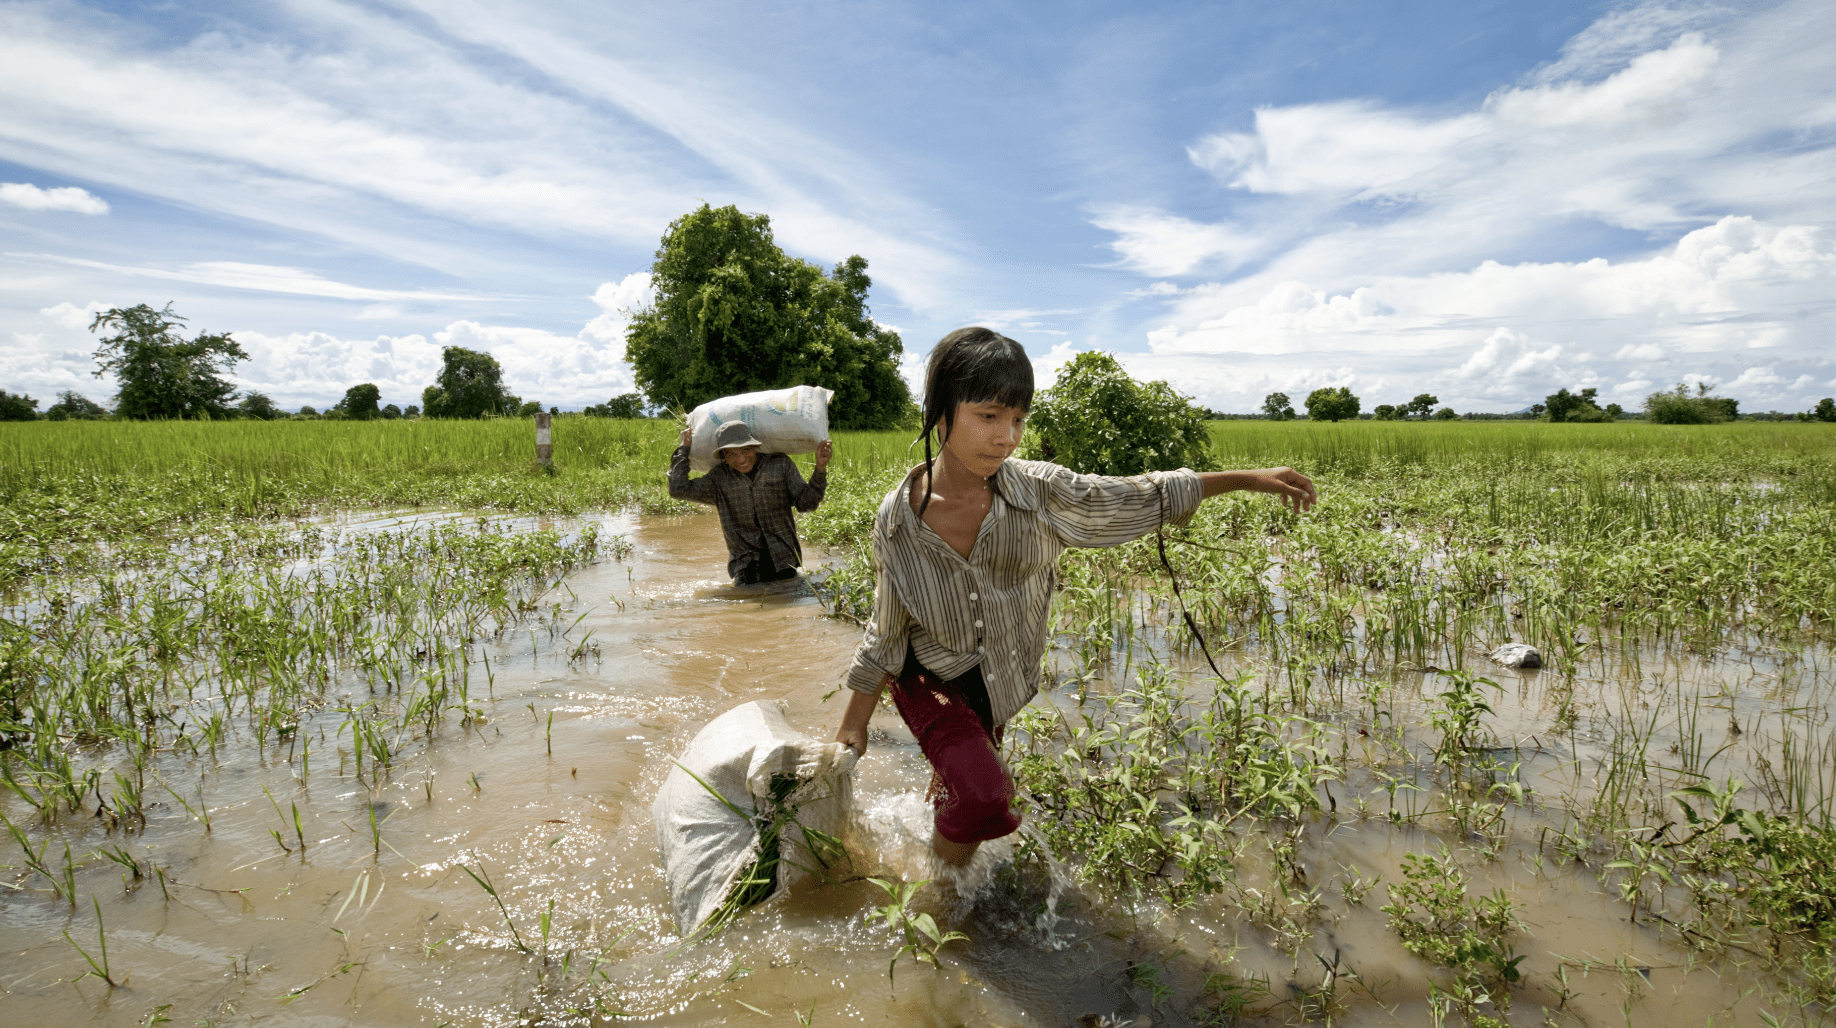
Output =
[
  {"x1": 1190, "y1": 103, "x2": 1487, "y2": 197},
  {"x1": 40, "y1": 300, "x2": 108, "y2": 329},
  {"x1": 1136, "y1": 216, "x2": 1836, "y2": 408},
  {"x1": 235, "y1": 304, "x2": 641, "y2": 410},
  {"x1": 0, "y1": 182, "x2": 107, "y2": 214},
  {"x1": 434, "y1": 320, "x2": 636, "y2": 406},
  {"x1": 969, "y1": 308, "x2": 1082, "y2": 336},
  {"x1": 1147, "y1": 281, "x2": 1391, "y2": 356},
  {"x1": 1091, "y1": 207, "x2": 1262, "y2": 276},
  {"x1": 235, "y1": 329, "x2": 443, "y2": 411},
  {"x1": 1184, "y1": 29, "x2": 1729, "y2": 232},
  {"x1": 11, "y1": 254, "x2": 489, "y2": 302},
  {"x1": 1099, "y1": 2, "x2": 1836, "y2": 411},
  {"x1": 1528, "y1": 3, "x2": 1718, "y2": 85},
  {"x1": 1727, "y1": 366, "x2": 1785, "y2": 391},
  {"x1": 1031, "y1": 340, "x2": 1086, "y2": 386},
  {"x1": 579, "y1": 273, "x2": 654, "y2": 350},
  {"x1": 1452, "y1": 329, "x2": 1575, "y2": 397},
  {"x1": 0, "y1": 3, "x2": 960, "y2": 309}
]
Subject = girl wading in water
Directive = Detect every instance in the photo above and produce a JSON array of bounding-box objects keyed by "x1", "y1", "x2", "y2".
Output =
[{"x1": 834, "y1": 327, "x2": 1317, "y2": 870}]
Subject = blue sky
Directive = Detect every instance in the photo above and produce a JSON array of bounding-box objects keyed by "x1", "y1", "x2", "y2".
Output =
[{"x1": 3, "y1": 0, "x2": 1833, "y2": 413}]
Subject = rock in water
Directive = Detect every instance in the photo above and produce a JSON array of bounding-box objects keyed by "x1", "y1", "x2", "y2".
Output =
[{"x1": 1489, "y1": 643, "x2": 1542, "y2": 668}]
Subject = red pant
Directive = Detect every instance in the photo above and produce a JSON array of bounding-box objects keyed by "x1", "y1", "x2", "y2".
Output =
[{"x1": 889, "y1": 661, "x2": 1022, "y2": 845}]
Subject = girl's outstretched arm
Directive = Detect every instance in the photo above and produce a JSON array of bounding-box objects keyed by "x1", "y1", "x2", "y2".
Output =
[{"x1": 1199, "y1": 467, "x2": 1317, "y2": 512}]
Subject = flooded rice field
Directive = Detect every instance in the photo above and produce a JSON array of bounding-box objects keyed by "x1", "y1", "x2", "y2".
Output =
[{"x1": 2, "y1": 502, "x2": 1834, "y2": 1027}]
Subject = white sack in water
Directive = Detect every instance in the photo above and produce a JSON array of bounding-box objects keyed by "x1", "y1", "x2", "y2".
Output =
[
  {"x1": 685, "y1": 385, "x2": 832, "y2": 473},
  {"x1": 652, "y1": 699, "x2": 857, "y2": 938}
]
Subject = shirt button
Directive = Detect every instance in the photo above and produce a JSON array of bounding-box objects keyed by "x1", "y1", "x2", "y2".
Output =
[
  {"x1": 974, "y1": 620, "x2": 983, "y2": 628},
  {"x1": 969, "y1": 592, "x2": 978, "y2": 601}
]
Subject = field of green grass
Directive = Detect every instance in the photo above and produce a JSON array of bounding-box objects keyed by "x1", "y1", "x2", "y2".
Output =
[{"x1": 3, "y1": 415, "x2": 1836, "y2": 1025}]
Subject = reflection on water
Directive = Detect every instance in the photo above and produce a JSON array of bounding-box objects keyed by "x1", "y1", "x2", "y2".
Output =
[{"x1": 0, "y1": 509, "x2": 1827, "y2": 1026}]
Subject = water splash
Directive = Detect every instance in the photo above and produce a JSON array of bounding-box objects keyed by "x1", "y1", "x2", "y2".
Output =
[
  {"x1": 852, "y1": 790, "x2": 1078, "y2": 950},
  {"x1": 1016, "y1": 821, "x2": 1075, "y2": 951}
]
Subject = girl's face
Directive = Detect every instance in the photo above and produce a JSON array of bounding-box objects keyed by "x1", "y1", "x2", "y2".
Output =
[{"x1": 940, "y1": 401, "x2": 1027, "y2": 478}]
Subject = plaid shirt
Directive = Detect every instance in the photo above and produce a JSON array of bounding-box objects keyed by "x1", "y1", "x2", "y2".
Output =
[
  {"x1": 845, "y1": 458, "x2": 1202, "y2": 726},
  {"x1": 667, "y1": 446, "x2": 827, "y2": 579}
]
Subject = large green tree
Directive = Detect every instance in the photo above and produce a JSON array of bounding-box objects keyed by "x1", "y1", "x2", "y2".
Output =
[
  {"x1": 1305, "y1": 386, "x2": 1360, "y2": 422},
  {"x1": 422, "y1": 347, "x2": 520, "y2": 418},
  {"x1": 45, "y1": 391, "x2": 109, "y2": 420},
  {"x1": 1543, "y1": 386, "x2": 1610, "y2": 423},
  {"x1": 235, "y1": 391, "x2": 282, "y2": 420},
  {"x1": 0, "y1": 390, "x2": 39, "y2": 421},
  {"x1": 89, "y1": 303, "x2": 248, "y2": 419},
  {"x1": 1645, "y1": 382, "x2": 1736, "y2": 424},
  {"x1": 623, "y1": 204, "x2": 912, "y2": 429},
  {"x1": 334, "y1": 383, "x2": 382, "y2": 420},
  {"x1": 1022, "y1": 351, "x2": 1214, "y2": 476}
]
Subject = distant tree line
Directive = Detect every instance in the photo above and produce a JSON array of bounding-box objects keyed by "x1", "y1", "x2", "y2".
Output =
[{"x1": 1209, "y1": 382, "x2": 1834, "y2": 424}]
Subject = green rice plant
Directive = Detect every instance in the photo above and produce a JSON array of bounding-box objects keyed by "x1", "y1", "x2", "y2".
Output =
[
  {"x1": 156, "y1": 777, "x2": 210, "y2": 832},
  {"x1": 1200, "y1": 968, "x2": 1271, "y2": 1025},
  {"x1": 63, "y1": 895, "x2": 118, "y2": 987},
  {"x1": 460, "y1": 859, "x2": 532, "y2": 954},
  {"x1": 673, "y1": 765, "x2": 852, "y2": 942},
  {"x1": 1, "y1": 808, "x2": 68, "y2": 901},
  {"x1": 808, "y1": 545, "x2": 874, "y2": 623},
  {"x1": 536, "y1": 897, "x2": 560, "y2": 967},
  {"x1": 333, "y1": 869, "x2": 374, "y2": 923},
  {"x1": 94, "y1": 844, "x2": 143, "y2": 891},
  {"x1": 1381, "y1": 847, "x2": 1525, "y2": 1015},
  {"x1": 864, "y1": 876, "x2": 967, "y2": 983},
  {"x1": 1427, "y1": 669, "x2": 1502, "y2": 770},
  {"x1": 1013, "y1": 667, "x2": 1336, "y2": 906},
  {"x1": 367, "y1": 795, "x2": 382, "y2": 854}
]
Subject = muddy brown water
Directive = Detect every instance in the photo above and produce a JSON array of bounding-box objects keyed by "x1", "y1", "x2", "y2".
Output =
[{"x1": 0, "y1": 511, "x2": 1825, "y2": 1026}]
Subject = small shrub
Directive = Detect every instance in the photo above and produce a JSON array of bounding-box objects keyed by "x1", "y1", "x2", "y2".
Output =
[
  {"x1": 1022, "y1": 351, "x2": 1214, "y2": 475},
  {"x1": 1645, "y1": 383, "x2": 1736, "y2": 424},
  {"x1": 1382, "y1": 848, "x2": 1525, "y2": 1014}
]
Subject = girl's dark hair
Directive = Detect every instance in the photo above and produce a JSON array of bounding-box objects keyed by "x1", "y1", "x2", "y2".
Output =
[{"x1": 915, "y1": 327, "x2": 1033, "y2": 516}]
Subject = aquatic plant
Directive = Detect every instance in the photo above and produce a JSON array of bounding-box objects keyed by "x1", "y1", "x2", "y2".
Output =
[{"x1": 864, "y1": 876, "x2": 967, "y2": 982}]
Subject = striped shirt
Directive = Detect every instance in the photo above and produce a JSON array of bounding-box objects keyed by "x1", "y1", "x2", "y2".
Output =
[
  {"x1": 845, "y1": 458, "x2": 1203, "y2": 725},
  {"x1": 667, "y1": 447, "x2": 827, "y2": 579}
]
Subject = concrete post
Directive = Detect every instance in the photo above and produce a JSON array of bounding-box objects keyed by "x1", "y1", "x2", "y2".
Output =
[{"x1": 535, "y1": 411, "x2": 553, "y2": 468}]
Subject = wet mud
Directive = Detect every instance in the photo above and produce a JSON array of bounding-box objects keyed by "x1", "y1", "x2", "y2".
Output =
[{"x1": 0, "y1": 510, "x2": 1828, "y2": 1026}]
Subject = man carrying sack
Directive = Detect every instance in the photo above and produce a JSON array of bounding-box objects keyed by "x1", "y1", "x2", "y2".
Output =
[{"x1": 668, "y1": 419, "x2": 833, "y2": 584}]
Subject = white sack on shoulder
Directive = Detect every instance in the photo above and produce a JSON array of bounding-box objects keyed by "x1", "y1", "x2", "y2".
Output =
[
  {"x1": 651, "y1": 699, "x2": 857, "y2": 938},
  {"x1": 686, "y1": 385, "x2": 832, "y2": 473}
]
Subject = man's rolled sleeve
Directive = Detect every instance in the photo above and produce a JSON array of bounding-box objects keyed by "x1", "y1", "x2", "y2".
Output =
[
  {"x1": 666, "y1": 445, "x2": 716, "y2": 504},
  {"x1": 791, "y1": 466, "x2": 826, "y2": 512}
]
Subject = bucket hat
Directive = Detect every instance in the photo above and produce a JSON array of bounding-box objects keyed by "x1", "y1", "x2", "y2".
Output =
[{"x1": 713, "y1": 420, "x2": 765, "y2": 452}]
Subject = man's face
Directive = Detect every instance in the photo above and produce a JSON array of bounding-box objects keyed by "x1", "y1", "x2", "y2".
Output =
[{"x1": 720, "y1": 445, "x2": 760, "y2": 474}]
